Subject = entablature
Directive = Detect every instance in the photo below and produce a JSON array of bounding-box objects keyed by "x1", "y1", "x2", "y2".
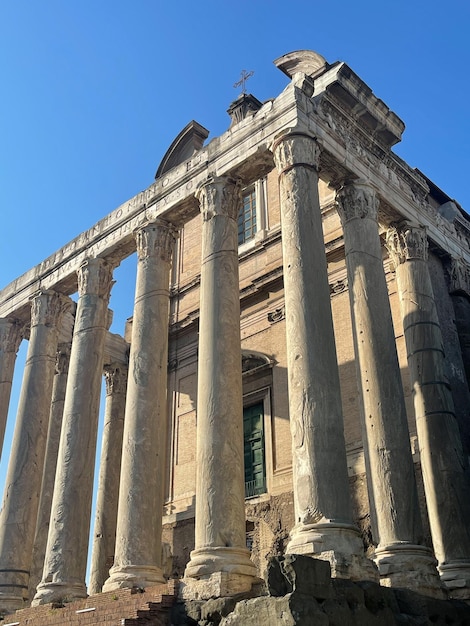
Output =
[{"x1": 1, "y1": 50, "x2": 468, "y2": 319}]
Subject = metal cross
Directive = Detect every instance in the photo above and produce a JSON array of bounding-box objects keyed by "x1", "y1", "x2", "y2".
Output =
[{"x1": 233, "y1": 69, "x2": 254, "y2": 95}]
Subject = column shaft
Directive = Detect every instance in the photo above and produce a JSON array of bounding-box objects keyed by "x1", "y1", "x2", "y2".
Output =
[
  {"x1": 0, "y1": 292, "x2": 69, "y2": 614},
  {"x1": 183, "y1": 176, "x2": 257, "y2": 598},
  {"x1": 387, "y1": 223, "x2": 470, "y2": 597},
  {"x1": 28, "y1": 342, "x2": 72, "y2": 601},
  {"x1": 33, "y1": 258, "x2": 113, "y2": 605},
  {"x1": 0, "y1": 318, "x2": 23, "y2": 458},
  {"x1": 272, "y1": 133, "x2": 372, "y2": 580},
  {"x1": 336, "y1": 183, "x2": 440, "y2": 594},
  {"x1": 103, "y1": 220, "x2": 175, "y2": 591}
]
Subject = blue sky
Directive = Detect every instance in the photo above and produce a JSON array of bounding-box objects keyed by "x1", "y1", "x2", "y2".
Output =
[{"x1": 0, "y1": 0, "x2": 469, "y2": 580}]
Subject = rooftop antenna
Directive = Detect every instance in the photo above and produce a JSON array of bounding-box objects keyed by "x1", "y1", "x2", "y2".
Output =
[{"x1": 233, "y1": 69, "x2": 254, "y2": 95}]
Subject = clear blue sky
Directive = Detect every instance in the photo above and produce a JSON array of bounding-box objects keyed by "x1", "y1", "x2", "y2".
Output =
[{"x1": 0, "y1": 0, "x2": 469, "y2": 580}]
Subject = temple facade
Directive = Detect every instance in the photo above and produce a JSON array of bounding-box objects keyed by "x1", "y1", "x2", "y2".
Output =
[{"x1": 0, "y1": 50, "x2": 470, "y2": 618}]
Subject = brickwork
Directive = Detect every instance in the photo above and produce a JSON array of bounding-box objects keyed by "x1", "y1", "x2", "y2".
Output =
[{"x1": 0, "y1": 581, "x2": 178, "y2": 626}]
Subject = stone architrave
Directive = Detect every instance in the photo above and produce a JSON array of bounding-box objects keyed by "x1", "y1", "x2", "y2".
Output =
[
  {"x1": 182, "y1": 176, "x2": 258, "y2": 598},
  {"x1": 271, "y1": 133, "x2": 374, "y2": 581},
  {"x1": 0, "y1": 291, "x2": 70, "y2": 614},
  {"x1": 336, "y1": 182, "x2": 440, "y2": 594},
  {"x1": 28, "y1": 342, "x2": 72, "y2": 601},
  {"x1": 0, "y1": 318, "x2": 23, "y2": 458},
  {"x1": 386, "y1": 223, "x2": 470, "y2": 597},
  {"x1": 103, "y1": 220, "x2": 176, "y2": 591},
  {"x1": 89, "y1": 361, "x2": 128, "y2": 594},
  {"x1": 33, "y1": 258, "x2": 114, "y2": 606}
]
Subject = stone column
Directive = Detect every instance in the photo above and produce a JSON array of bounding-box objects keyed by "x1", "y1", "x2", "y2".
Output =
[
  {"x1": 103, "y1": 220, "x2": 176, "y2": 592},
  {"x1": 28, "y1": 342, "x2": 72, "y2": 601},
  {"x1": 336, "y1": 182, "x2": 440, "y2": 594},
  {"x1": 447, "y1": 258, "x2": 470, "y2": 416},
  {"x1": 89, "y1": 361, "x2": 127, "y2": 594},
  {"x1": 386, "y1": 223, "x2": 470, "y2": 598},
  {"x1": 182, "y1": 176, "x2": 258, "y2": 598},
  {"x1": 0, "y1": 291, "x2": 70, "y2": 614},
  {"x1": 271, "y1": 133, "x2": 373, "y2": 580},
  {"x1": 33, "y1": 258, "x2": 114, "y2": 606},
  {"x1": 0, "y1": 318, "x2": 23, "y2": 458}
]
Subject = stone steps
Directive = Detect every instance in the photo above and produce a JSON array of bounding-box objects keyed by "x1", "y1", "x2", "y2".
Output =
[{"x1": 0, "y1": 580, "x2": 177, "y2": 626}]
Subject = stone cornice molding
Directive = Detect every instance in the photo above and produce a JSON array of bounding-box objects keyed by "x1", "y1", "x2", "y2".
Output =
[
  {"x1": 385, "y1": 223, "x2": 428, "y2": 268},
  {"x1": 448, "y1": 257, "x2": 470, "y2": 297},
  {"x1": 30, "y1": 291, "x2": 71, "y2": 328},
  {"x1": 335, "y1": 182, "x2": 379, "y2": 225},
  {"x1": 77, "y1": 259, "x2": 114, "y2": 300},
  {"x1": 271, "y1": 131, "x2": 321, "y2": 175},
  {"x1": 0, "y1": 318, "x2": 24, "y2": 354},
  {"x1": 196, "y1": 176, "x2": 242, "y2": 222},
  {"x1": 135, "y1": 219, "x2": 178, "y2": 264},
  {"x1": 1, "y1": 59, "x2": 469, "y2": 319},
  {"x1": 104, "y1": 362, "x2": 128, "y2": 396}
]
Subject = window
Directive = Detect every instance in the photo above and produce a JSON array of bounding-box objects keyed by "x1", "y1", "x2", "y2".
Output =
[
  {"x1": 238, "y1": 187, "x2": 257, "y2": 245},
  {"x1": 243, "y1": 402, "x2": 266, "y2": 498},
  {"x1": 237, "y1": 178, "x2": 268, "y2": 247}
]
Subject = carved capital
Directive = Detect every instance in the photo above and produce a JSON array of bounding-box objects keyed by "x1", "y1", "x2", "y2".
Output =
[
  {"x1": 135, "y1": 219, "x2": 177, "y2": 263},
  {"x1": 385, "y1": 223, "x2": 428, "y2": 268},
  {"x1": 0, "y1": 318, "x2": 24, "y2": 354},
  {"x1": 272, "y1": 131, "x2": 320, "y2": 174},
  {"x1": 77, "y1": 258, "x2": 114, "y2": 299},
  {"x1": 30, "y1": 291, "x2": 72, "y2": 328},
  {"x1": 448, "y1": 257, "x2": 470, "y2": 296},
  {"x1": 196, "y1": 176, "x2": 242, "y2": 222},
  {"x1": 335, "y1": 182, "x2": 379, "y2": 225},
  {"x1": 104, "y1": 362, "x2": 128, "y2": 396}
]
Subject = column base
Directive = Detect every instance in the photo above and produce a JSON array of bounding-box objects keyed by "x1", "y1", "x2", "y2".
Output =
[
  {"x1": 179, "y1": 571, "x2": 256, "y2": 600},
  {"x1": 0, "y1": 591, "x2": 26, "y2": 616},
  {"x1": 439, "y1": 561, "x2": 470, "y2": 600},
  {"x1": 374, "y1": 543, "x2": 444, "y2": 598},
  {"x1": 32, "y1": 580, "x2": 87, "y2": 606},
  {"x1": 286, "y1": 521, "x2": 378, "y2": 582},
  {"x1": 102, "y1": 564, "x2": 165, "y2": 592},
  {"x1": 184, "y1": 546, "x2": 257, "y2": 580}
]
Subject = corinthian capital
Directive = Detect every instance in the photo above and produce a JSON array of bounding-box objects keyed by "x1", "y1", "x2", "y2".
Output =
[
  {"x1": 448, "y1": 257, "x2": 470, "y2": 296},
  {"x1": 385, "y1": 222, "x2": 428, "y2": 268},
  {"x1": 196, "y1": 176, "x2": 242, "y2": 222},
  {"x1": 336, "y1": 182, "x2": 379, "y2": 225},
  {"x1": 104, "y1": 362, "x2": 128, "y2": 396},
  {"x1": 135, "y1": 219, "x2": 177, "y2": 263},
  {"x1": 77, "y1": 258, "x2": 114, "y2": 299},
  {"x1": 30, "y1": 291, "x2": 72, "y2": 328},
  {"x1": 271, "y1": 131, "x2": 320, "y2": 174},
  {"x1": 0, "y1": 318, "x2": 24, "y2": 354}
]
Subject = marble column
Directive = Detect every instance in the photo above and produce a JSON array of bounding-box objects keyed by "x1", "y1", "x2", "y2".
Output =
[
  {"x1": 0, "y1": 318, "x2": 23, "y2": 458},
  {"x1": 386, "y1": 223, "x2": 470, "y2": 597},
  {"x1": 448, "y1": 258, "x2": 470, "y2": 399},
  {"x1": 89, "y1": 361, "x2": 127, "y2": 594},
  {"x1": 28, "y1": 342, "x2": 72, "y2": 601},
  {"x1": 271, "y1": 133, "x2": 373, "y2": 580},
  {"x1": 182, "y1": 176, "x2": 258, "y2": 598},
  {"x1": 0, "y1": 291, "x2": 70, "y2": 614},
  {"x1": 33, "y1": 258, "x2": 114, "y2": 605},
  {"x1": 103, "y1": 220, "x2": 176, "y2": 591},
  {"x1": 336, "y1": 182, "x2": 440, "y2": 594}
]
